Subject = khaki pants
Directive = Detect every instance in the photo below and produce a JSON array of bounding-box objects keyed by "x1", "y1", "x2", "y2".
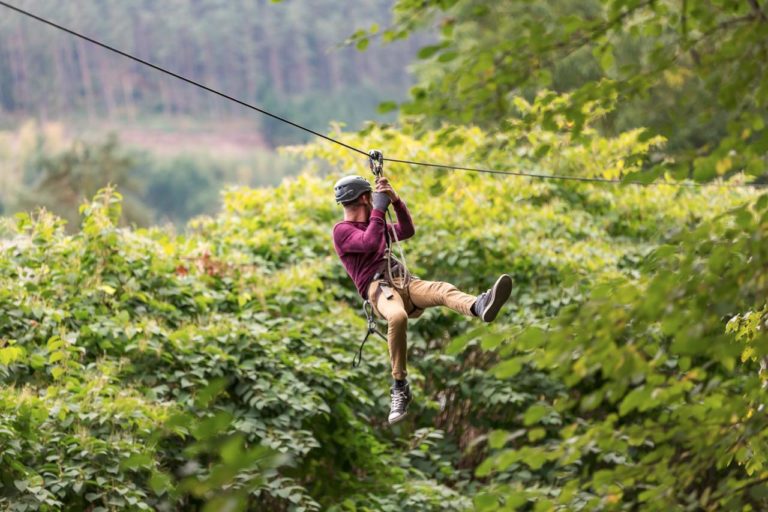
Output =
[{"x1": 367, "y1": 277, "x2": 476, "y2": 380}]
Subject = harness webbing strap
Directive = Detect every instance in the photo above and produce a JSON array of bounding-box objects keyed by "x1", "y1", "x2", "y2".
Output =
[
  {"x1": 352, "y1": 300, "x2": 387, "y2": 368},
  {"x1": 383, "y1": 209, "x2": 411, "y2": 291}
]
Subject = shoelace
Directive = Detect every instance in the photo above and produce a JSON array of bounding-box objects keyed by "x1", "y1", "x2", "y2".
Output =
[{"x1": 391, "y1": 388, "x2": 409, "y2": 410}]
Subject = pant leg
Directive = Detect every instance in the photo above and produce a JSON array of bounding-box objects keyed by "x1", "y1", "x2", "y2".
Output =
[
  {"x1": 368, "y1": 280, "x2": 409, "y2": 380},
  {"x1": 407, "y1": 278, "x2": 476, "y2": 317}
]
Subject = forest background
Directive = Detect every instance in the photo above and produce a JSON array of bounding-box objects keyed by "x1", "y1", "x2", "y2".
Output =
[
  {"x1": 0, "y1": 0, "x2": 421, "y2": 226},
  {"x1": 1, "y1": 0, "x2": 768, "y2": 511}
]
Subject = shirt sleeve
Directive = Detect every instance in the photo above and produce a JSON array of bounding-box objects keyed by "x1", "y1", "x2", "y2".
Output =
[
  {"x1": 333, "y1": 209, "x2": 386, "y2": 254},
  {"x1": 390, "y1": 198, "x2": 415, "y2": 241}
]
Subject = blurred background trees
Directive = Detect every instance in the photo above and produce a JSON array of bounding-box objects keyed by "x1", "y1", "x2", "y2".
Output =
[
  {"x1": 3, "y1": 0, "x2": 765, "y2": 228},
  {"x1": 0, "y1": 122, "x2": 305, "y2": 230},
  {"x1": 0, "y1": 0, "x2": 424, "y2": 228},
  {"x1": 0, "y1": 0, "x2": 421, "y2": 144}
]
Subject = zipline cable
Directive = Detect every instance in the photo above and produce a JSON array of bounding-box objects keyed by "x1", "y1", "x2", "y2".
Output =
[
  {"x1": 383, "y1": 157, "x2": 764, "y2": 188},
  {"x1": 1, "y1": 0, "x2": 765, "y2": 190}
]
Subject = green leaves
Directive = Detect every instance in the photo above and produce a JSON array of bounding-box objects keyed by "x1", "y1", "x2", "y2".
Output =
[
  {"x1": 618, "y1": 385, "x2": 651, "y2": 416},
  {"x1": 522, "y1": 404, "x2": 550, "y2": 426},
  {"x1": 191, "y1": 412, "x2": 235, "y2": 441},
  {"x1": 1, "y1": 102, "x2": 766, "y2": 512},
  {"x1": 491, "y1": 357, "x2": 523, "y2": 379},
  {"x1": 377, "y1": 101, "x2": 399, "y2": 114},
  {"x1": 389, "y1": 0, "x2": 768, "y2": 187},
  {"x1": 194, "y1": 378, "x2": 231, "y2": 408},
  {"x1": 417, "y1": 43, "x2": 448, "y2": 60},
  {"x1": 120, "y1": 453, "x2": 154, "y2": 471},
  {"x1": 592, "y1": 45, "x2": 615, "y2": 74},
  {"x1": 445, "y1": 326, "x2": 483, "y2": 355},
  {"x1": 0, "y1": 345, "x2": 24, "y2": 365},
  {"x1": 0, "y1": 182, "x2": 418, "y2": 510}
]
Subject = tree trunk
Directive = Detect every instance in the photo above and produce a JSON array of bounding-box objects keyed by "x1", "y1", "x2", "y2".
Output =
[
  {"x1": 76, "y1": 39, "x2": 97, "y2": 119},
  {"x1": 11, "y1": 27, "x2": 30, "y2": 113},
  {"x1": 98, "y1": 52, "x2": 117, "y2": 118},
  {"x1": 52, "y1": 44, "x2": 68, "y2": 118}
]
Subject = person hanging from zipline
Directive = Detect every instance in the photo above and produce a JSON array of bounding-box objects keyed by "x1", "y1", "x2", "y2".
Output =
[{"x1": 332, "y1": 153, "x2": 512, "y2": 424}]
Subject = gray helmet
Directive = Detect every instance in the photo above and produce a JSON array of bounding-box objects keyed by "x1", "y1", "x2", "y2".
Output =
[{"x1": 334, "y1": 175, "x2": 372, "y2": 205}]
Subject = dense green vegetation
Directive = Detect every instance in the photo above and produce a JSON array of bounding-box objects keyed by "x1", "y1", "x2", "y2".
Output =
[
  {"x1": 1, "y1": 0, "x2": 767, "y2": 510},
  {"x1": 358, "y1": 0, "x2": 768, "y2": 183},
  {"x1": 1, "y1": 99, "x2": 765, "y2": 509}
]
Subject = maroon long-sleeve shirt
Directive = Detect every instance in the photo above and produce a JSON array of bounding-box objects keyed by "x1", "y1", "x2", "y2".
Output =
[{"x1": 332, "y1": 199, "x2": 415, "y2": 299}]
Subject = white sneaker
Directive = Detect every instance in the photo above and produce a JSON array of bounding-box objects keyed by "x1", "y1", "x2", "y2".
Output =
[{"x1": 388, "y1": 382, "x2": 413, "y2": 424}]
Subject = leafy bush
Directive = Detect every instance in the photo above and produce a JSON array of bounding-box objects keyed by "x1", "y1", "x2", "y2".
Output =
[
  {"x1": 0, "y1": 94, "x2": 763, "y2": 510},
  {"x1": 0, "y1": 183, "x2": 462, "y2": 511}
]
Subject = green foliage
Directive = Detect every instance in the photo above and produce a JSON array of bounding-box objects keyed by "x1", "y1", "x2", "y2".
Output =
[
  {"x1": 0, "y1": 176, "x2": 469, "y2": 510},
  {"x1": 14, "y1": 134, "x2": 152, "y2": 229},
  {"x1": 297, "y1": 98, "x2": 765, "y2": 509},
  {"x1": 368, "y1": 0, "x2": 768, "y2": 183},
  {"x1": 0, "y1": 99, "x2": 764, "y2": 508},
  {"x1": 0, "y1": 1, "x2": 766, "y2": 502},
  {"x1": 473, "y1": 198, "x2": 768, "y2": 510}
]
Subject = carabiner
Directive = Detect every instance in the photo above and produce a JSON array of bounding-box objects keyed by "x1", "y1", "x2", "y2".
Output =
[{"x1": 368, "y1": 149, "x2": 384, "y2": 178}]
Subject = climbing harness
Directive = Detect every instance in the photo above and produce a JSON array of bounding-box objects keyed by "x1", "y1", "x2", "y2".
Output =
[{"x1": 352, "y1": 300, "x2": 387, "y2": 367}]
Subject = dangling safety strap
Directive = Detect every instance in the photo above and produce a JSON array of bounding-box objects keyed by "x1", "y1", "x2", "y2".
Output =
[{"x1": 352, "y1": 300, "x2": 387, "y2": 368}]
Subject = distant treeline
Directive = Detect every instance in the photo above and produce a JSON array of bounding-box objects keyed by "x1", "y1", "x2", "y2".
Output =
[
  {"x1": 0, "y1": 122, "x2": 307, "y2": 228},
  {"x1": 0, "y1": 0, "x2": 420, "y2": 143}
]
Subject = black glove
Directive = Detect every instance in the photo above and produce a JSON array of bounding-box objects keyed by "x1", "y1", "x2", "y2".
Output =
[{"x1": 372, "y1": 192, "x2": 391, "y2": 211}]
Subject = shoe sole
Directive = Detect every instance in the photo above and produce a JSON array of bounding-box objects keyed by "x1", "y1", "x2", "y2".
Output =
[
  {"x1": 388, "y1": 395, "x2": 412, "y2": 425},
  {"x1": 481, "y1": 274, "x2": 512, "y2": 322},
  {"x1": 388, "y1": 410, "x2": 409, "y2": 425}
]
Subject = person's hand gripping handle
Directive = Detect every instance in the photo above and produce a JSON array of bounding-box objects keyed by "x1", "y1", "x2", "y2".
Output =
[
  {"x1": 376, "y1": 176, "x2": 400, "y2": 203},
  {"x1": 374, "y1": 176, "x2": 399, "y2": 211}
]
